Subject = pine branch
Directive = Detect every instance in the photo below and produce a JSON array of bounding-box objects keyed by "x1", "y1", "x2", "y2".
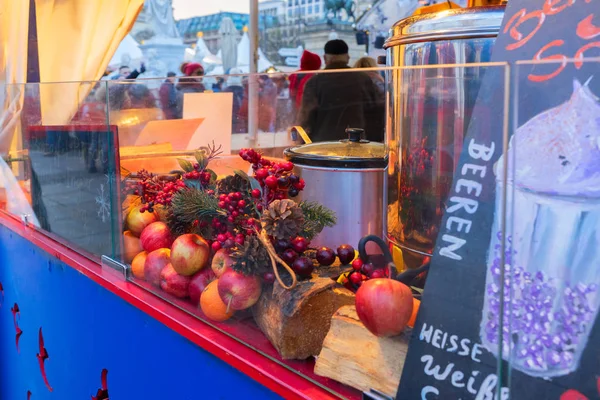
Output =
[
  {"x1": 167, "y1": 188, "x2": 226, "y2": 236},
  {"x1": 299, "y1": 201, "x2": 337, "y2": 240}
]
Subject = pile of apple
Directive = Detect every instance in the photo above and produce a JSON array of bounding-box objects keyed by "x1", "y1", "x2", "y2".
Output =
[{"x1": 123, "y1": 207, "x2": 261, "y2": 322}]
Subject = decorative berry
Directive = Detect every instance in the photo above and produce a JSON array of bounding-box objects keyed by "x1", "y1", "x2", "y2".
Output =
[
  {"x1": 277, "y1": 176, "x2": 289, "y2": 187},
  {"x1": 255, "y1": 169, "x2": 268, "y2": 179},
  {"x1": 262, "y1": 272, "x2": 275, "y2": 284},
  {"x1": 251, "y1": 189, "x2": 261, "y2": 198},
  {"x1": 211, "y1": 241, "x2": 222, "y2": 252},
  {"x1": 352, "y1": 258, "x2": 364, "y2": 271},
  {"x1": 274, "y1": 239, "x2": 290, "y2": 252},
  {"x1": 217, "y1": 234, "x2": 227, "y2": 243},
  {"x1": 316, "y1": 247, "x2": 336, "y2": 266},
  {"x1": 281, "y1": 248, "x2": 298, "y2": 264},
  {"x1": 288, "y1": 188, "x2": 299, "y2": 197},
  {"x1": 349, "y1": 271, "x2": 363, "y2": 285},
  {"x1": 337, "y1": 244, "x2": 355, "y2": 265},
  {"x1": 362, "y1": 263, "x2": 375, "y2": 276},
  {"x1": 281, "y1": 161, "x2": 294, "y2": 172},
  {"x1": 265, "y1": 175, "x2": 279, "y2": 189},
  {"x1": 370, "y1": 269, "x2": 385, "y2": 279},
  {"x1": 292, "y1": 257, "x2": 314, "y2": 278},
  {"x1": 289, "y1": 174, "x2": 299, "y2": 184},
  {"x1": 222, "y1": 239, "x2": 234, "y2": 249},
  {"x1": 238, "y1": 199, "x2": 246, "y2": 208},
  {"x1": 291, "y1": 236, "x2": 309, "y2": 254},
  {"x1": 293, "y1": 179, "x2": 306, "y2": 190}
]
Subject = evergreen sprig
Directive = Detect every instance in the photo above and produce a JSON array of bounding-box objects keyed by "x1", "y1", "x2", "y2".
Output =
[
  {"x1": 299, "y1": 201, "x2": 337, "y2": 240},
  {"x1": 167, "y1": 188, "x2": 226, "y2": 236}
]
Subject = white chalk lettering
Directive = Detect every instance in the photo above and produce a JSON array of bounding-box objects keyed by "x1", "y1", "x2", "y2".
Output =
[
  {"x1": 439, "y1": 235, "x2": 467, "y2": 260},
  {"x1": 421, "y1": 386, "x2": 439, "y2": 399},
  {"x1": 468, "y1": 140, "x2": 495, "y2": 161},
  {"x1": 432, "y1": 329, "x2": 443, "y2": 348},
  {"x1": 467, "y1": 371, "x2": 480, "y2": 395},
  {"x1": 475, "y1": 374, "x2": 498, "y2": 400},
  {"x1": 472, "y1": 344, "x2": 483, "y2": 363},
  {"x1": 462, "y1": 163, "x2": 487, "y2": 178},
  {"x1": 422, "y1": 355, "x2": 454, "y2": 380},
  {"x1": 456, "y1": 179, "x2": 483, "y2": 197},
  {"x1": 420, "y1": 323, "x2": 434, "y2": 342},
  {"x1": 451, "y1": 371, "x2": 465, "y2": 388},
  {"x1": 446, "y1": 217, "x2": 472, "y2": 234},
  {"x1": 446, "y1": 196, "x2": 479, "y2": 214},
  {"x1": 448, "y1": 335, "x2": 459, "y2": 352},
  {"x1": 459, "y1": 338, "x2": 471, "y2": 357}
]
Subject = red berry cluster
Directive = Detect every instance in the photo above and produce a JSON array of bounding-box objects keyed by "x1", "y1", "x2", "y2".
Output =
[
  {"x1": 348, "y1": 258, "x2": 391, "y2": 288},
  {"x1": 124, "y1": 170, "x2": 186, "y2": 213},
  {"x1": 211, "y1": 192, "x2": 262, "y2": 251},
  {"x1": 239, "y1": 148, "x2": 305, "y2": 201},
  {"x1": 183, "y1": 163, "x2": 212, "y2": 186}
]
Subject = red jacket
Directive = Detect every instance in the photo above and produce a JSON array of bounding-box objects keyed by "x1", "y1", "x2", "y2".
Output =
[{"x1": 289, "y1": 50, "x2": 322, "y2": 108}]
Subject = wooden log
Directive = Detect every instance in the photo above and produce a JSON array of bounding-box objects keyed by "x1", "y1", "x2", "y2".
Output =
[
  {"x1": 252, "y1": 276, "x2": 355, "y2": 360},
  {"x1": 314, "y1": 305, "x2": 410, "y2": 397}
]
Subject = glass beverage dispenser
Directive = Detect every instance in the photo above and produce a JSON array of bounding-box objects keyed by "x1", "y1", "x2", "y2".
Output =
[{"x1": 384, "y1": 3, "x2": 505, "y2": 270}]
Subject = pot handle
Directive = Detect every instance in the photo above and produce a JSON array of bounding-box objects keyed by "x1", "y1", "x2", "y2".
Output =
[
  {"x1": 358, "y1": 235, "x2": 398, "y2": 278},
  {"x1": 288, "y1": 126, "x2": 312, "y2": 144}
]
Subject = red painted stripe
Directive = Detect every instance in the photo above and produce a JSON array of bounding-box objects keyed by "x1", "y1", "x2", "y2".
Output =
[{"x1": 0, "y1": 212, "x2": 348, "y2": 400}]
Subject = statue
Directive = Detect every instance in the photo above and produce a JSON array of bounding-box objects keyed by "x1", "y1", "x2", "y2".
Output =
[
  {"x1": 325, "y1": 0, "x2": 357, "y2": 21},
  {"x1": 145, "y1": 0, "x2": 180, "y2": 39}
]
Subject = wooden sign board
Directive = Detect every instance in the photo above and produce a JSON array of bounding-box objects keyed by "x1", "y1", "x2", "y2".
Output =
[
  {"x1": 182, "y1": 92, "x2": 233, "y2": 155},
  {"x1": 398, "y1": 2, "x2": 600, "y2": 399}
]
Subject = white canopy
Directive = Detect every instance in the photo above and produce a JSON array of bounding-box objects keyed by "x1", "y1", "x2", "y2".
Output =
[
  {"x1": 236, "y1": 32, "x2": 271, "y2": 73},
  {"x1": 109, "y1": 34, "x2": 142, "y2": 67}
]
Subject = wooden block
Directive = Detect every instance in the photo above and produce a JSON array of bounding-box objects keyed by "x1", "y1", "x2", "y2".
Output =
[
  {"x1": 315, "y1": 305, "x2": 409, "y2": 397},
  {"x1": 252, "y1": 276, "x2": 355, "y2": 360}
]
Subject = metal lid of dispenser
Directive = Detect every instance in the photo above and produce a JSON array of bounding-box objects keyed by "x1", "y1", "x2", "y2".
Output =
[
  {"x1": 384, "y1": 5, "x2": 505, "y2": 49},
  {"x1": 284, "y1": 128, "x2": 388, "y2": 169}
]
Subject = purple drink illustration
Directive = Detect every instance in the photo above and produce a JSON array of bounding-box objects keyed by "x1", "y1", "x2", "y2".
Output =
[{"x1": 481, "y1": 80, "x2": 600, "y2": 378}]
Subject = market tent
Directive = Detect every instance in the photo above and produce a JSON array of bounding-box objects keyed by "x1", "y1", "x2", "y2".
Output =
[
  {"x1": 236, "y1": 32, "x2": 272, "y2": 73},
  {"x1": 194, "y1": 36, "x2": 212, "y2": 63},
  {"x1": 109, "y1": 34, "x2": 142, "y2": 67}
]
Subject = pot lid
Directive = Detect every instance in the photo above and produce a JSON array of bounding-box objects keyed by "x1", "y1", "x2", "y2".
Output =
[
  {"x1": 284, "y1": 128, "x2": 388, "y2": 169},
  {"x1": 384, "y1": 5, "x2": 505, "y2": 49}
]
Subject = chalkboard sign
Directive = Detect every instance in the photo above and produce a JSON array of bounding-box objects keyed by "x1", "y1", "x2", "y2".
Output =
[
  {"x1": 28, "y1": 125, "x2": 121, "y2": 259},
  {"x1": 398, "y1": 2, "x2": 600, "y2": 399}
]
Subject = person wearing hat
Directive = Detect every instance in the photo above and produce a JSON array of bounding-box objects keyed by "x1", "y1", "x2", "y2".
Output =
[
  {"x1": 297, "y1": 39, "x2": 383, "y2": 143},
  {"x1": 289, "y1": 50, "x2": 322, "y2": 109},
  {"x1": 175, "y1": 62, "x2": 206, "y2": 118}
]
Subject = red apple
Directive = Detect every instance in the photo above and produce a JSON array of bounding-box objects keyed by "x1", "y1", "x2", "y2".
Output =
[
  {"x1": 189, "y1": 268, "x2": 216, "y2": 305},
  {"x1": 123, "y1": 230, "x2": 143, "y2": 263},
  {"x1": 355, "y1": 279, "x2": 413, "y2": 337},
  {"x1": 127, "y1": 207, "x2": 157, "y2": 236},
  {"x1": 144, "y1": 248, "x2": 171, "y2": 287},
  {"x1": 211, "y1": 249, "x2": 233, "y2": 277},
  {"x1": 160, "y1": 263, "x2": 192, "y2": 298},
  {"x1": 140, "y1": 222, "x2": 173, "y2": 253},
  {"x1": 218, "y1": 270, "x2": 262, "y2": 311},
  {"x1": 170, "y1": 233, "x2": 210, "y2": 276}
]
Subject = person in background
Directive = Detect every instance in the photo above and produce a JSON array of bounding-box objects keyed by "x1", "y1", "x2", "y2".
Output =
[
  {"x1": 159, "y1": 72, "x2": 178, "y2": 119},
  {"x1": 212, "y1": 77, "x2": 225, "y2": 93},
  {"x1": 353, "y1": 56, "x2": 385, "y2": 142},
  {"x1": 297, "y1": 39, "x2": 381, "y2": 142},
  {"x1": 128, "y1": 84, "x2": 156, "y2": 109},
  {"x1": 176, "y1": 62, "x2": 205, "y2": 118},
  {"x1": 117, "y1": 64, "x2": 146, "y2": 80},
  {"x1": 289, "y1": 50, "x2": 322, "y2": 110},
  {"x1": 223, "y1": 68, "x2": 245, "y2": 133}
]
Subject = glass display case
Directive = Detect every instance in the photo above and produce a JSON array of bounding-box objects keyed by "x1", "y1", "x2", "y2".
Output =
[{"x1": 2, "y1": 61, "x2": 598, "y2": 399}]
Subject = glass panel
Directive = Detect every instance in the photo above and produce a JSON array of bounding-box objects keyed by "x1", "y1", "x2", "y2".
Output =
[
  {"x1": 3, "y1": 80, "x2": 119, "y2": 260},
  {"x1": 503, "y1": 58, "x2": 600, "y2": 398}
]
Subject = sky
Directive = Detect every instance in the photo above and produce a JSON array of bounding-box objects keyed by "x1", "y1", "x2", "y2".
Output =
[{"x1": 172, "y1": 0, "x2": 249, "y2": 20}]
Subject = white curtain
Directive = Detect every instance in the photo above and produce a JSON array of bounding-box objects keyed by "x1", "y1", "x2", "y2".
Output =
[{"x1": 35, "y1": 0, "x2": 144, "y2": 125}]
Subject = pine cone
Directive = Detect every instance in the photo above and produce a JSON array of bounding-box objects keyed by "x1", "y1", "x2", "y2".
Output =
[
  {"x1": 217, "y1": 174, "x2": 249, "y2": 194},
  {"x1": 262, "y1": 199, "x2": 304, "y2": 240},
  {"x1": 230, "y1": 236, "x2": 271, "y2": 276}
]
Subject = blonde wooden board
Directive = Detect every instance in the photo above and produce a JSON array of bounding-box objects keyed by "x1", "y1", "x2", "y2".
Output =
[
  {"x1": 134, "y1": 118, "x2": 204, "y2": 150},
  {"x1": 182, "y1": 92, "x2": 233, "y2": 155},
  {"x1": 119, "y1": 143, "x2": 173, "y2": 157},
  {"x1": 315, "y1": 305, "x2": 409, "y2": 397}
]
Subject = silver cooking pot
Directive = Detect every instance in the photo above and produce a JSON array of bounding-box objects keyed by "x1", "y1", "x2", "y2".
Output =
[
  {"x1": 284, "y1": 128, "x2": 388, "y2": 252},
  {"x1": 383, "y1": 5, "x2": 505, "y2": 269}
]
